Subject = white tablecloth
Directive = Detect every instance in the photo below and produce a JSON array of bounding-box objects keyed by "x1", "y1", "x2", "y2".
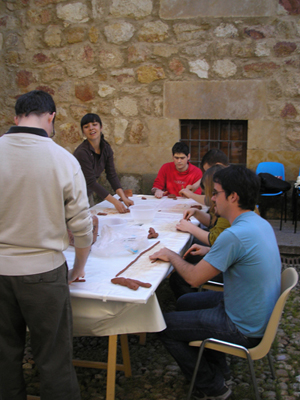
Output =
[{"x1": 67, "y1": 195, "x2": 206, "y2": 336}]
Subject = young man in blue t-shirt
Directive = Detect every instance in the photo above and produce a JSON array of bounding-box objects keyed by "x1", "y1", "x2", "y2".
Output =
[{"x1": 150, "y1": 165, "x2": 281, "y2": 400}]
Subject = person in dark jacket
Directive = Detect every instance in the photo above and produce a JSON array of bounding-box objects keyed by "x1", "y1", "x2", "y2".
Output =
[{"x1": 74, "y1": 113, "x2": 134, "y2": 212}]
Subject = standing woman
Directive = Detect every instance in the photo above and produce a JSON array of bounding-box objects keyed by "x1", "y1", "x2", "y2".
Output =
[{"x1": 74, "y1": 113, "x2": 134, "y2": 212}]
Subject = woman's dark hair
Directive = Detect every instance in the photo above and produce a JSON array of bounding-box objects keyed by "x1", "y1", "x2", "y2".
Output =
[
  {"x1": 80, "y1": 113, "x2": 102, "y2": 131},
  {"x1": 213, "y1": 165, "x2": 260, "y2": 211},
  {"x1": 201, "y1": 164, "x2": 226, "y2": 208},
  {"x1": 15, "y1": 90, "x2": 56, "y2": 117}
]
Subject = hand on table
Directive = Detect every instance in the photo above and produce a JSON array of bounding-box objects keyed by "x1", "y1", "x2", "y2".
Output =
[
  {"x1": 149, "y1": 247, "x2": 171, "y2": 263},
  {"x1": 183, "y1": 244, "x2": 210, "y2": 259},
  {"x1": 123, "y1": 197, "x2": 134, "y2": 208},
  {"x1": 183, "y1": 208, "x2": 197, "y2": 220},
  {"x1": 68, "y1": 268, "x2": 85, "y2": 284},
  {"x1": 176, "y1": 218, "x2": 193, "y2": 233},
  {"x1": 114, "y1": 200, "x2": 129, "y2": 214},
  {"x1": 154, "y1": 189, "x2": 164, "y2": 199}
]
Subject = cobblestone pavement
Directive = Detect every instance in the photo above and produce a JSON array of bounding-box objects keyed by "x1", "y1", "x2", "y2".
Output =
[{"x1": 23, "y1": 264, "x2": 300, "y2": 400}]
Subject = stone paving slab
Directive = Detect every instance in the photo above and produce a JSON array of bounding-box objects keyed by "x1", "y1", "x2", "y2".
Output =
[{"x1": 268, "y1": 219, "x2": 300, "y2": 256}]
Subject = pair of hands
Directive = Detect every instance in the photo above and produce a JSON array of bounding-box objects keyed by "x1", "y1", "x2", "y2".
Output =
[
  {"x1": 154, "y1": 187, "x2": 194, "y2": 199},
  {"x1": 175, "y1": 207, "x2": 198, "y2": 233},
  {"x1": 115, "y1": 196, "x2": 134, "y2": 213},
  {"x1": 149, "y1": 243, "x2": 210, "y2": 263}
]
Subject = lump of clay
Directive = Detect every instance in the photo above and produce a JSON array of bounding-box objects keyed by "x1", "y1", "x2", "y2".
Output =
[
  {"x1": 191, "y1": 205, "x2": 202, "y2": 210},
  {"x1": 148, "y1": 227, "x2": 159, "y2": 239},
  {"x1": 124, "y1": 189, "x2": 133, "y2": 197}
]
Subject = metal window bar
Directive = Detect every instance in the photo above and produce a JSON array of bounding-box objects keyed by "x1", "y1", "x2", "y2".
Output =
[{"x1": 180, "y1": 120, "x2": 248, "y2": 169}]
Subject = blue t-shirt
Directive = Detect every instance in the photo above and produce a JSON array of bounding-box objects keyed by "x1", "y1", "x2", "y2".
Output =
[{"x1": 204, "y1": 211, "x2": 281, "y2": 337}]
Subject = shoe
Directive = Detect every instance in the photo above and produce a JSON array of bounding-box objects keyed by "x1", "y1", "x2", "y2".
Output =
[{"x1": 193, "y1": 385, "x2": 232, "y2": 400}]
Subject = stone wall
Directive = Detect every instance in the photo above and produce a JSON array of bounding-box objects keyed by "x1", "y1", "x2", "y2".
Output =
[{"x1": 0, "y1": 0, "x2": 300, "y2": 194}]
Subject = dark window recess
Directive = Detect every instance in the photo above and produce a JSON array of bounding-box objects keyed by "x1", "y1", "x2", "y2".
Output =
[{"x1": 180, "y1": 120, "x2": 248, "y2": 169}]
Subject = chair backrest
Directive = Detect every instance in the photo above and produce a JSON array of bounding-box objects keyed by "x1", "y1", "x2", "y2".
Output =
[
  {"x1": 250, "y1": 267, "x2": 298, "y2": 359},
  {"x1": 256, "y1": 162, "x2": 285, "y2": 180}
]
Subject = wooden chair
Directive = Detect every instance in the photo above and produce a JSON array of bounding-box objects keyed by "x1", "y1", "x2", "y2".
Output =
[
  {"x1": 201, "y1": 280, "x2": 224, "y2": 292},
  {"x1": 186, "y1": 267, "x2": 298, "y2": 400}
]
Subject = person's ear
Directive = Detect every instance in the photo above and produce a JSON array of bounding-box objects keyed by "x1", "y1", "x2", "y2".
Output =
[
  {"x1": 230, "y1": 192, "x2": 239, "y2": 204},
  {"x1": 187, "y1": 153, "x2": 190, "y2": 161},
  {"x1": 14, "y1": 116, "x2": 19, "y2": 125},
  {"x1": 48, "y1": 112, "x2": 56, "y2": 124}
]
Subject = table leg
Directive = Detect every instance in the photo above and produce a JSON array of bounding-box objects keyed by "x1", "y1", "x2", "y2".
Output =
[
  {"x1": 138, "y1": 332, "x2": 147, "y2": 345},
  {"x1": 106, "y1": 335, "x2": 118, "y2": 400},
  {"x1": 120, "y1": 334, "x2": 132, "y2": 377}
]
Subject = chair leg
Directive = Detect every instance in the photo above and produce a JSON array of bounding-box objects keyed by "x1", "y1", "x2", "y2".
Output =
[
  {"x1": 246, "y1": 353, "x2": 260, "y2": 400},
  {"x1": 267, "y1": 352, "x2": 276, "y2": 379},
  {"x1": 284, "y1": 192, "x2": 287, "y2": 223},
  {"x1": 280, "y1": 194, "x2": 284, "y2": 231},
  {"x1": 186, "y1": 342, "x2": 206, "y2": 400}
]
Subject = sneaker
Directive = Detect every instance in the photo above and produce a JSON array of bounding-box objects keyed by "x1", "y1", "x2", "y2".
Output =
[{"x1": 193, "y1": 385, "x2": 232, "y2": 400}]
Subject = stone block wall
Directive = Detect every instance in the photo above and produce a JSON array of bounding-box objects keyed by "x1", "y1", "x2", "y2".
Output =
[{"x1": 0, "y1": 0, "x2": 300, "y2": 195}]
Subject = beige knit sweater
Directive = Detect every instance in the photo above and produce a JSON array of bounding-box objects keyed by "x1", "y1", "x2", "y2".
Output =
[{"x1": 0, "y1": 130, "x2": 93, "y2": 275}]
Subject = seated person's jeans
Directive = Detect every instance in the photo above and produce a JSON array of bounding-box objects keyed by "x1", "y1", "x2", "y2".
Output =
[{"x1": 159, "y1": 291, "x2": 261, "y2": 394}]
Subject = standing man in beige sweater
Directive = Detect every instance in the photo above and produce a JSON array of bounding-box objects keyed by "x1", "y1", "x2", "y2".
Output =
[{"x1": 0, "y1": 90, "x2": 93, "y2": 400}]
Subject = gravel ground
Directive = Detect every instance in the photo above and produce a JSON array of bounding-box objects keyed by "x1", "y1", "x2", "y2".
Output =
[{"x1": 23, "y1": 264, "x2": 300, "y2": 400}]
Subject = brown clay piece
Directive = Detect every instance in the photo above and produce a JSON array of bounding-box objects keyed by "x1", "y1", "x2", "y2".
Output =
[
  {"x1": 124, "y1": 189, "x2": 133, "y2": 197},
  {"x1": 141, "y1": 197, "x2": 147, "y2": 200},
  {"x1": 111, "y1": 277, "x2": 151, "y2": 290},
  {"x1": 97, "y1": 212, "x2": 108, "y2": 216},
  {"x1": 115, "y1": 241, "x2": 160, "y2": 277},
  {"x1": 148, "y1": 227, "x2": 159, "y2": 239},
  {"x1": 168, "y1": 194, "x2": 177, "y2": 200},
  {"x1": 191, "y1": 205, "x2": 202, "y2": 210}
]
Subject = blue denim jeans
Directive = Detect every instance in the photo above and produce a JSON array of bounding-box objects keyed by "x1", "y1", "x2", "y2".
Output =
[{"x1": 159, "y1": 291, "x2": 261, "y2": 394}]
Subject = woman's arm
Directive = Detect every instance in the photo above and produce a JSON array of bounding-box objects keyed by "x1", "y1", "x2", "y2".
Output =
[
  {"x1": 183, "y1": 208, "x2": 211, "y2": 227},
  {"x1": 185, "y1": 179, "x2": 201, "y2": 192},
  {"x1": 175, "y1": 219, "x2": 210, "y2": 246},
  {"x1": 179, "y1": 188, "x2": 205, "y2": 204}
]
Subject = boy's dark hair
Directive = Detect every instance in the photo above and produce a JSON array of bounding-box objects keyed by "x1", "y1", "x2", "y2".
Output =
[
  {"x1": 80, "y1": 113, "x2": 102, "y2": 131},
  {"x1": 213, "y1": 165, "x2": 260, "y2": 211},
  {"x1": 172, "y1": 142, "x2": 190, "y2": 157},
  {"x1": 15, "y1": 90, "x2": 56, "y2": 117},
  {"x1": 200, "y1": 149, "x2": 229, "y2": 170}
]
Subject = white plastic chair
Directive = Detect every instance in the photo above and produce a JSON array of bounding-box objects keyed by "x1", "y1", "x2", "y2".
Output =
[{"x1": 186, "y1": 267, "x2": 299, "y2": 400}]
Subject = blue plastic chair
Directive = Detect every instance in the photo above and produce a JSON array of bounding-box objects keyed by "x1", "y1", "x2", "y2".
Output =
[
  {"x1": 292, "y1": 168, "x2": 300, "y2": 233},
  {"x1": 256, "y1": 162, "x2": 287, "y2": 230}
]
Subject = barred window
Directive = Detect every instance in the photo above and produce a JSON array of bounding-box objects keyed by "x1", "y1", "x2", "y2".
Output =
[{"x1": 180, "y1": 120, "x2": 248, "y2": 169}]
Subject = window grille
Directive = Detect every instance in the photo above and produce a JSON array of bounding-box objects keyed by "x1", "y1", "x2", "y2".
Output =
[{"x1": 180, "y1": 120, "x2": 248, "y2": 169}]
